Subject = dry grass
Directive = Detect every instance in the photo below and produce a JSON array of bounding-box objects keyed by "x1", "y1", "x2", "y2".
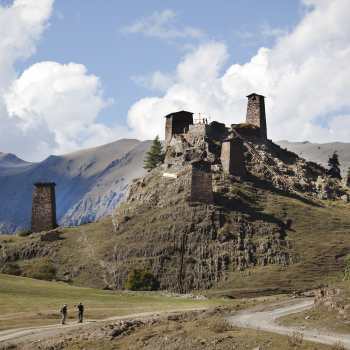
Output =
[
  {"x1": 286, "y1": 331, "x2": 304, "y2": 348},
  {"x1": 207, "y1": 318, "x2": 235, "y2": 333}
]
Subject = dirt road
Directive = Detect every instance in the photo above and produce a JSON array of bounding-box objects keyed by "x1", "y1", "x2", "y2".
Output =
[
  {"x1": 0, "y1": 307, "x2": 209, "y2": 347},
  {"x1": 229, "y1": 298, "x2": 350, "y2": 348}
]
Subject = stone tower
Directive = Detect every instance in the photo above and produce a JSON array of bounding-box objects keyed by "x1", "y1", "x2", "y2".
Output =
[
  {"x1": 165, "y1": 110, "x2": 194, "y2": 146},
  {"x1": 246, "y1": 93, "x2": 267, "y2": 139},
  {"x1": 31, "y1": 182, "x2": 58, "y2": 233},
  {"x1": 221, "y1": 137, "x2": 246, "y2": 177},
  {"x1": 190, "y1": 161, "x2": 214, "y2": 205}
]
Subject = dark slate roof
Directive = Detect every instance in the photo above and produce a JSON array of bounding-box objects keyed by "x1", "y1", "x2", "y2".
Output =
[
  {"x1": 164, "y1": 110, "x2": 194, "y2": 118},
  {"x1": 34, "y1": 182, "x2": 56, "y2": 186},
  {"x1": 246, "y1": 93, "x2": 266, "y2": 98}
]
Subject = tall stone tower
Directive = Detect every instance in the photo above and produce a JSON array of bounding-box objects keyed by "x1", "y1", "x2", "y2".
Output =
[
  {"x1": 246, "y1": 93, "x2": 267, "y2": 139},
  {"x1": 221, "y1": 137, "x2": 246, "y2": 177},
  {"x1": 190, "y1": 161, "x2": 214, "y2": 205},
  {"x1": 31, "y1": 182, "x2": 58, "y2": 233},
  {"x1": 165, "y1": 110, "x2": 194, "y2": 146}
]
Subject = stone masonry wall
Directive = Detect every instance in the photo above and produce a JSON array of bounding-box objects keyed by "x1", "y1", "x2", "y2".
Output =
[
  {"x1": 221, "y1": 137, "x2": 246, "y2": 177},
  {"x1": 210, "y1": 121, "x2": 227, "y2": 141},
  {"x1": 190, "y1": 161, "x2": 214, "y2": 205},
  {"x1": 246, "y1": 94, "x2": 267, "y2": 139},
  {"x1": 188, "y1": 124, "x2": 211, "y2": 143},
  {"x1": 165, "y1": 111, "x2": 193, "y2": 146},
  {"x1": 31, "y1": 182, "x2": 58, "y2": 233}
]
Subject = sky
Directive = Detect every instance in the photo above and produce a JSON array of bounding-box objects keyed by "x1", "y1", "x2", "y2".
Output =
[{"x1": 0, "y1": 0, "x2": 350, "y2": 162}]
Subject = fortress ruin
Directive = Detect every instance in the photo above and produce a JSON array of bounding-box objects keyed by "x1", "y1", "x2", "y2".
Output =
[{"x1": 31, "y1": 182, "x2": 58, "y2": 233}]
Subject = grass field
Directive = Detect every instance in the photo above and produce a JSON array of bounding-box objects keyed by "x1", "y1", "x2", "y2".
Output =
[{"x1": 0, "y1": 274, "x2": 233, "y2": 331}]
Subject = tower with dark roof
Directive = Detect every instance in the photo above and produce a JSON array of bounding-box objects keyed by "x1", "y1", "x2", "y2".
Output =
[{"x1": 246, "y1": 93, "x2": 267, "y2": 139}]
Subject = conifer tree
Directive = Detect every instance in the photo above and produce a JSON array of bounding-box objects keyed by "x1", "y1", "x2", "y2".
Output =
[
  {"x1": 143, "y1": 135, "x2": 165, "y2": 172},
  {"x1": 327, "y1": 152, "x2": 341, "y2": 179}
]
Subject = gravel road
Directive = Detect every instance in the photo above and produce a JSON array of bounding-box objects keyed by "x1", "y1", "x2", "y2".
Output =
[{"x1": 229, "y1": 298, "x2": 350, "y2": 348}]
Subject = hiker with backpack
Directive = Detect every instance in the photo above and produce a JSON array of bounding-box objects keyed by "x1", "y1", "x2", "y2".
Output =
[
  {"x1": 78, "y1": 302, "x2": 84, "y2": 323},
  {"x1": 61, "y1": 303, "x2": 68, "y2": 324}
]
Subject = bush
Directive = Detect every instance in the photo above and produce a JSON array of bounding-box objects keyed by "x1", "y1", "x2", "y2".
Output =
[
  {"x1": 185, "y1": 256, "x2": 196, "y2": 264},
  {"x1": 208, "y1": 318, "x2": 235, "y2": 333},
  {"x1": 169, "y1": 150, "x2": 177, "y2": 158},
  {"x1": 308, "y1": 166, "x2": 318, "y2": 175},
  {"x1": 18, "y1": 230, "x2": 32, "y2": 237},
  {"x1": 330, "y1": 341, "x2": 346, "y2": 350},
  {"x1": 23, "y1": 258, "x2": 57, "y2": 281},
  {"x1": 125, "y1": 268, "x2": 160, "y2": 291},
  {"x1": 308, "y1": 161, "x2": 326, "y2": 172},
  {"x1": 286, "y1": 331, "x2": 303, "y2": 348},
  {"x1": 184, "y1": 195, "x2": 191, "y2": 202},
  {"x1": 165, "y1": 245, "x2": 180, "y2": 254},
  {"x1": 331, "y1": 184, "x2": 341, "y2": 193},
  {"x1": 343, "y1": 253, "x2": 350, "y2": 281},
  {"x1": 231, "y1": 123, "x2": 260, "y2": 137},
  {"x1": 1, "y1": 263, "x2": 21, "y2": 276},
  {"x1": 160, "y1": 254, "x2": 171, "y2": 260},
  {"x1": 221, "y1": 228, "x2": 230, "y2": 237},
  {"x1": 124, "y1": 215, "x2": 132, "y2": 222}
]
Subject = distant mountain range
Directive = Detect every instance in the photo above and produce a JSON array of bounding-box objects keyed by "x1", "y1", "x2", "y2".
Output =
[
  {"x1": 1, "y1": 138, "x2": 349, "y2": 235},
  {"x1": 0, "y1": 139, "x2": 153, "y2": 235},
  {"x1": 275, "y1": 140, "x2": 350, "y2": 175}
]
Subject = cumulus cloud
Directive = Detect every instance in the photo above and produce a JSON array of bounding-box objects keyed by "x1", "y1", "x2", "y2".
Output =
[
  {"x1": 127, "y1": 0, "x2": 350, "y2": 144},
  {"x1": 0, "y1": 0, "x2": 128, "y2": 161},
  {"x1": 120, "y1": 9, "x2": 203, "y2": 39},
  {"x1": 131, "y1": 71, "x2": 175, "y2": 92}
]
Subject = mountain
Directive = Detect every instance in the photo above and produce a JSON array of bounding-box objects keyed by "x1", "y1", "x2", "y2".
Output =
[
  {"x1": 276, "y1": 140, "x2": 350, "y2": 176},
  {"x1": 2, "y1": 125, "x2": 350, "y2": 296},
  {"x1": 0, "y1": 139, "x2": 153, "y2": 235}
]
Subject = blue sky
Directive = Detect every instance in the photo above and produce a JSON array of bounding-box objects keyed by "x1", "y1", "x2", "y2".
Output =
[{"x1": 0, "y1": 0, "x2": 349, "y2": 161}]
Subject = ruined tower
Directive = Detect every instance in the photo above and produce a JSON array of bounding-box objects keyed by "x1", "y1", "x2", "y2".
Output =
[
  {"x1": 31, "y1": 182, "x2": 58, "y2": 233},
  {"x1": 221, "y1": 137, "x2": 246, "y2": 177},
  {"x1": 246, "y1": 93, "x2": 267, "y2": 139},
  {"x1": 190, "y1": 161, "x2": 214, "y2": 205},
  {"x1": 165, "y1": 110, "x2": 194, "y2": 146}
]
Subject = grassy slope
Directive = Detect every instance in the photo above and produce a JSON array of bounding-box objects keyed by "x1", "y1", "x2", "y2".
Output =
[{"x1": 0, "y1": 274, "x2": 232, "y2": 331}]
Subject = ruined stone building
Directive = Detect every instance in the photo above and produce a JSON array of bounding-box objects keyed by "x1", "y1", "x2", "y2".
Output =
[
  {"x1": 190, "y1": 161, "x2": 214, "y2": 205},
  {"x1": 31, "y1": 182, "x2": 58, "y2": 233},
  {"x1": 246, "y1": 93, "x2": 267, "y2": 139},
  {"x1": 165, "y1": 110, "x2": 194, "y2": 147},
  {"x1": 221, "y1": 137, "x2": 246, "y2": 177}
]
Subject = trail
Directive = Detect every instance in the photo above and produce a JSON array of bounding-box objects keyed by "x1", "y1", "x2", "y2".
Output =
[
  {"x1": 0, "y1": 307, "x2": 210, "y2": 346},
  {"x1": 229, "y1": 298, "x2": 350, "y2": 348}
]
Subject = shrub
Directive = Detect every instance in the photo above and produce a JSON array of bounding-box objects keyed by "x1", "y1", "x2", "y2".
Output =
[
  {"x1": 160, "y1": 254, "x2": 171, "y2": 260},
  {"x1": 330, "y1": 341, "x2": 346, "y2": 350},
  {"x1": 125, "y1": 268, "x2": 160, "y2": 291},
  {"x1": 308, "y1": 166, "x2": 318, "y2": 175},
  {"x1": 18, "y1": 230, "x2": 32, "y2": 237},
  {"x1": 212, "y1": 140, "x2": 222, "y2": 148},
  {"x1": 124, "y1": 215, "x2": 132, "y2": 222},
  {"x1": 286, "y1": 331, "x2": 303, "y2": 348},
  {"x1": 208, "y1": 318, "x2": 235, "y2": 333},
  {"x1": 308, "y1": 161, "x2": 326, "y2": 172},
  {"x1": 185, "y1": 256, "x2": 196, "y2": 264},
  {"x1": 343, "y1": 253, "x2": 350, "y2": 281},
  {"x1": 221, "y1": 228, "x2": 230, "y2": 237},
  {"x1": 1, "y1": 263, "x2": 21, "y2": 276},
  {"x1": 331, "y1": 184, "x2": 341, "y2": 193},
  {"x1": 184, "y1": 195, "x2": 191, "y2": 202},
  {"x1": 165, "y1": 245, "x2": 180, "y2": 254},
  {"x1": 169, "y1": 150, "x2": 177, "y2": 158},
  {"x1": 23, "y1": 258, "x2": 57, "y2": 281},
  {"x1": 231, "y1": 123, "x2": 260, "y2": 137}
]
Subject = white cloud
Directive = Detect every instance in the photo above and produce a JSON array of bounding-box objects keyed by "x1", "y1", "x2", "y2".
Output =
[
  {"x1": 0, "y1": 0, "x2": 132, "y2": 161},
  {"x1": 131, "y1": 71, "x2": 175, "y2": 92},
  {"x1": 127, "y1": 0, "x2": 350, "y2": 144},
  {"x1": 120, "y1": 9, "x2": 203, "y2": 39},
  {"x1": 260, "y1": 21, "x2": 288, "y2": 37}
]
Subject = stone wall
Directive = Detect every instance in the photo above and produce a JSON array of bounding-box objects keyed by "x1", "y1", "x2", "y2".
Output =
[
  {"x1": 190, "y1": 161, "x2": 214, "y2": 205},
  {"x1": 221, "y1": 137, "x2": 246, "y2": 177},
  {"x1": 31, "y1": 182, "x2": 58, "y2": 233},
  {"x1": 41, "y1": 231, "x2": 60, "y2": 242},
  {"x1": 188, "y1": 124, "x2": 211, "y2": 143},
  {"x1": 246, "y1": 93, "x2": 267, "y2": 139},
  {"x1": 165, "y1": 111, "x2": 194, "y2": 146},
  {"x1": 210, "y1": 121, "x2": 227, "y2": 141}
]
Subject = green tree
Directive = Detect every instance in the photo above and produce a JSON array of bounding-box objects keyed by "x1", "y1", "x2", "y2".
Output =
[
  {"x1": 143, "y1": 135, "x2": 165, "y2": 172},
  {"x1": 327, "y1": 152, "x2": 341, "y2": 179},
  {"x1": 346, "y1": 167, "x2": 350, "y2": 185},
  {"x1": 125, "y1": 268, "x2": 160, "y2": 291},
  {"x1": 344, "y1": 253, "x2": 350, "y2": 281}
]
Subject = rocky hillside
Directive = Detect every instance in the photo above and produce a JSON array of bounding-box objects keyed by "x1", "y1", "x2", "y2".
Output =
[
  {"x1": 1, "y1": 125, "x2": 350, "y2": 295},
  {"x1": 0, "y1": 139, "x2": 153, "y2": 235}
]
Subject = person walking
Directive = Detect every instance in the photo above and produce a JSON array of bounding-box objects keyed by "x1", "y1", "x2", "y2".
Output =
[
  {"x1": 61, "y1": 303, "x2": 68, "y2": 324},
  {"x1": 78, "y1": 302, "x2": 84, "y2": 323}
]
